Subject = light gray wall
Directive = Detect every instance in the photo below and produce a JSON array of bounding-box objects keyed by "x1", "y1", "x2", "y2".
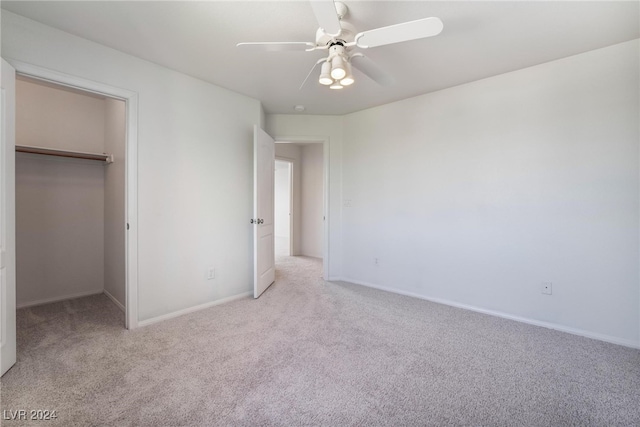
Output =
[
  {"x1": 340, "y1": 39, "x2": 639, "y2": 346},
  {"x1": 15, "y1": 78, "x2": 106, "y2": 307},
  {"x1": 15, "y1": 78, "x2": 105, "y2": 153},
  {"x1": 103, "y1": 97, "x2": 126, "y2": 308},
  {"x1": 275, "y1": 143, "x2": 302, "y2": 256},
  {"x1": 3, "y1": 11, "x2": 262, "y2": 321},
  {"x1": 300, "y1": 144, "x2": 323, "y2": 258}
]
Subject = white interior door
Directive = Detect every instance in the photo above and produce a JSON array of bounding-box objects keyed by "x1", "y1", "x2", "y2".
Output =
[
  {"x1": 253, "y1": 125, "x2": 275, "y2": 298},
  {"x1": 1, "y1": 59, "x2": 17, "y2": 376}
]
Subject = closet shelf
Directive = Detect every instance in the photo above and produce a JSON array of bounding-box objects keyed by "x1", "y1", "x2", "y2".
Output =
[{"x1": 16, "y1": 145, "x2": 114, "y2": 164}]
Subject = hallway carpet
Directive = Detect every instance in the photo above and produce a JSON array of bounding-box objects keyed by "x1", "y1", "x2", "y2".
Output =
[{"x1": 1, "y1": 256, "x2": 639, "y2": 426}]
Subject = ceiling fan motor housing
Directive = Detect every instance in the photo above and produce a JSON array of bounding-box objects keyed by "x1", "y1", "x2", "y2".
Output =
[
  {"x1": 315, "y1": 19, "x2": 357, "y2": 47},
  {"x1": 328, "y1": 43, "x2": 346, "y2": 60}
]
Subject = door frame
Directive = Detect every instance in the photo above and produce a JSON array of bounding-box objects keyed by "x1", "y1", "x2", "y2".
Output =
[
  {"x1": 274, "y1": 156, "x2": 294, "y2": 257},
  {"x1": 2, "y1": 58, "x2": 17, "y2": 375},
  {"x1": 273, "y1": 137, "x2": 330, "y2": 281},
  {"x1": 7, "y1": 59, "x2": 139, "y2": 329}
]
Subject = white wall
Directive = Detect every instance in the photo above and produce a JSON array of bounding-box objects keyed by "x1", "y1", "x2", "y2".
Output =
[
  {"x1": 267, "y1": 116, "x2": 343, "y2": 278},
  {"x1": 340, "y1": 40, "x2": 639, "y2": 345},
  {"x1": 300, "y1": 144, "x2": 323, "y2": 258},
  {"x1": 275, "y1": 143, "x2": 302, "y2": 255},
  {"x1": 15, "y1": 78, "x2": 106, "y2": 307},
  {"x1": 274, "y1": 161, "x2": 291, "y2": 239},
  {"x1": 3, "y1": 11, "x2": 262, "y2": 321},
  {"x1": 104, "y1": 97, "x2": 126, "y2": 308}
]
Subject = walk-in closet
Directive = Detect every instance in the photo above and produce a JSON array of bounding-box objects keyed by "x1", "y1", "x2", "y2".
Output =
[{"x1": 15, "y1": 75, "x2": 126, "y2": 323}]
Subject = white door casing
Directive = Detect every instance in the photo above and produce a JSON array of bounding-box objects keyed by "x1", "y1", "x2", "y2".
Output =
[
  {"x1": 253, "y1": 125, "x2": 275, "y2": 298},
  {"x1": 1, "y1": 59, "x2": 17, "y2": 376}
]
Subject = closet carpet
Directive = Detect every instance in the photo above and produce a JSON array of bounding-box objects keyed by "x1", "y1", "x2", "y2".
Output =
[{"x1": 1, "y1": 256, "x2": 639, "y2": 426}]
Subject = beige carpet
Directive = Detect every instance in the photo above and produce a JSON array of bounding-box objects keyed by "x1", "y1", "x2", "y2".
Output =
[{"x1": 1, "y1": 255, "x2": 639, "y2": 426}]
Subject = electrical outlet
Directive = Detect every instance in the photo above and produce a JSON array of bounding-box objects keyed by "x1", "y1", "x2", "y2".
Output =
[
  {"x1": 207, "y1": 267, "x2": 216, "y2": 280},
  {"x1": 541, "y1": 282, "x2": 552, "y2": 295}
]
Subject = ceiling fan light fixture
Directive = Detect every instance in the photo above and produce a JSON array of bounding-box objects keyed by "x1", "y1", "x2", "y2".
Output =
[
  {"x1": 340, "y1": 62, "x2": 354, "y2": 86},
  {"x1": 340, "y1": 76, "x2": 354, "y2": 86},
  {"x1": 331, "y1": 55, "x2": 347, "y2": 80},
  {"x1": 329, "y1": 82, "x2": 344, "y2": 90},
  {"x1": 319, "y1": 61, "x2": 333, "y2": 85}
]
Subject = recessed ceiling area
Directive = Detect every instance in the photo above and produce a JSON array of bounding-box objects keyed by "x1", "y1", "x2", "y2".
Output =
[{"x1": 2, "y1": 1, "x2": 638, "y2": 115}]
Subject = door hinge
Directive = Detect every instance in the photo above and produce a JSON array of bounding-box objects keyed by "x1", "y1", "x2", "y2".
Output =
[{"x1": 126, "y1": 223, "x2": 130, "y2": 230}]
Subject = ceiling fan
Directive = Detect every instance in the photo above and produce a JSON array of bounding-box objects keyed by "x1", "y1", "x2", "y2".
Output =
[{"x1": 237, "y1": 0, "x2": 443, "y2": 90}]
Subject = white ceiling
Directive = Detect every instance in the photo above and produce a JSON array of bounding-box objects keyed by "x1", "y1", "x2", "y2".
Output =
[{"x1": 2, "y1": 1, "x2": 638, "y2": 115}]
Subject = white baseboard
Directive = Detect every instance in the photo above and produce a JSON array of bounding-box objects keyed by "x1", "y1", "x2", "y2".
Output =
[
  {"x1": 103, "y1": 289, "x2": 125, "y2": 312},
  {"x1": 138, "y1": 292, "x2": 252, "y2": 328},
  {"x1": 17, "y1": 289, "x2": 104, "y2": 309},
  {"x1": 336, "y1": 277, "x2": 640, "y2": 350},
  {"x1": 300, "y1": 253, "x2": 323, "y2": 259}
]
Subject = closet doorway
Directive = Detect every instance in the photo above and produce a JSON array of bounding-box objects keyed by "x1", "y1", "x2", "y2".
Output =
[{"x1": 15, "y1": 75, "x2": 128, "y2": 327}]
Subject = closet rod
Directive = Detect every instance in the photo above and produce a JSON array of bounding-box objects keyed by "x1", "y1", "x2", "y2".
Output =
[{"x1": 16, "y1": 145, "x2": 113, "y2": 163}]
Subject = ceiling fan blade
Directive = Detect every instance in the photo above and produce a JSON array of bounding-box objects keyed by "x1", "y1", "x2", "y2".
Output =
[
  {"x1": 299, "y1": 58, "x2": 326, "y2": 91},
  {"x1": 350, "y1": 54, "x2": 395, "y2": 86},
  {"x1": 310, "y1": 0, "x2": 341, "y2": 35},
  {"x1": 236, "y1": 42, "x2": 315, "y2": 52},
  {"x1": 355, "y1": 17, "x2": 443, "y2": 48}
]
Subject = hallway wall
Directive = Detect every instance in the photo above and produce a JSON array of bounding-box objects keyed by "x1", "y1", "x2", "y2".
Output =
[{"x1": 300, "y1": 144, "x2": 323, "y2": 258}]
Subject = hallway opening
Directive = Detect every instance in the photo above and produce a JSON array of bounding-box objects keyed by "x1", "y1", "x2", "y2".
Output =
[{"x1": 274, "y1": 141, "x2": 325, "y2": 274}]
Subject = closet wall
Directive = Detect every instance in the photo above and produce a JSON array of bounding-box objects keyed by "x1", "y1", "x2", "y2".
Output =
[{"x1": 15, "y1": 77, "x2": 125, "y2": 308}]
